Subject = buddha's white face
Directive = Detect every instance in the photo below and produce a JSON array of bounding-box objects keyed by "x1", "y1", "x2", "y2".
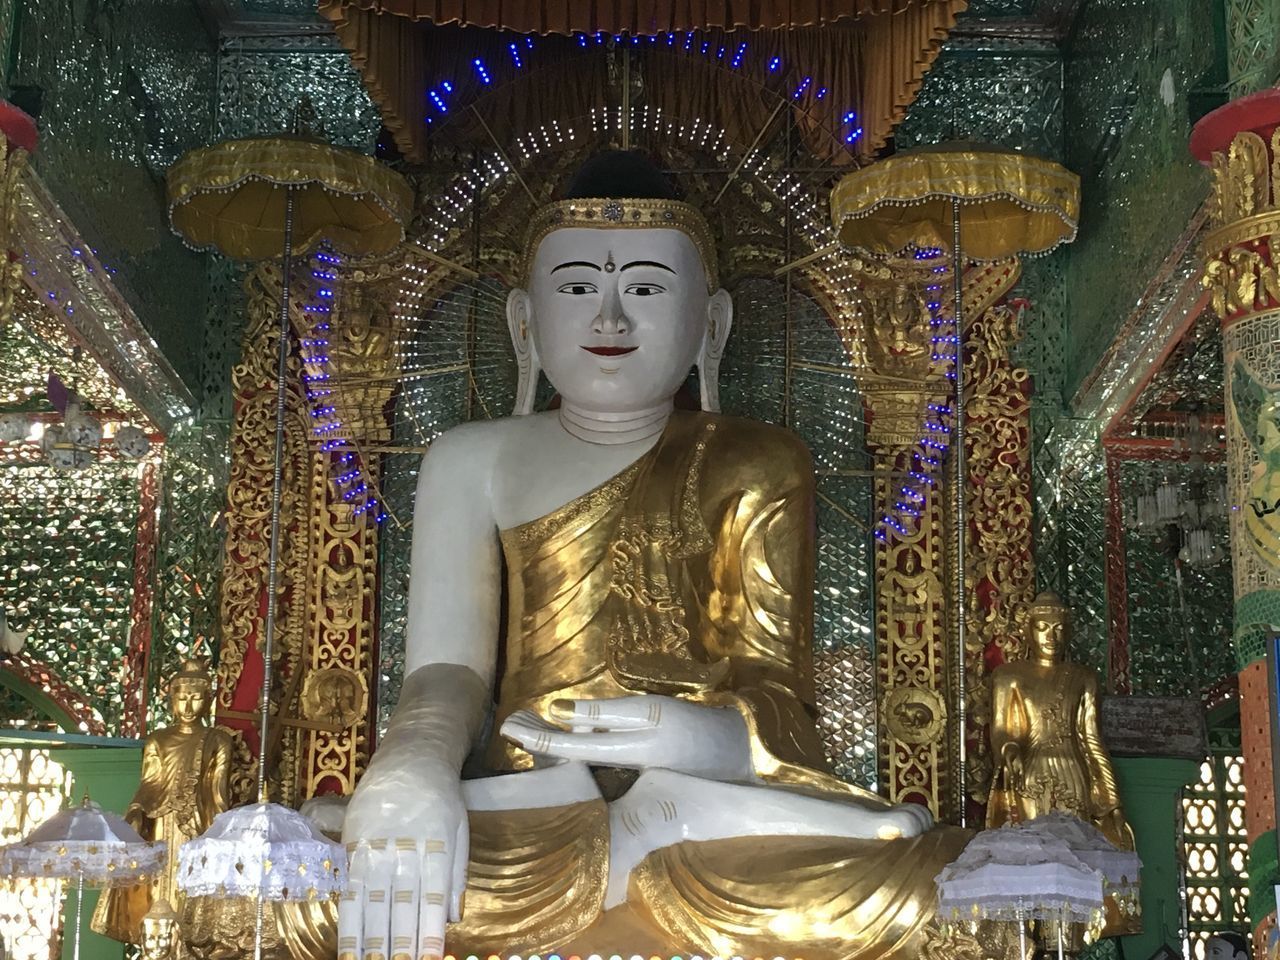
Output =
[{"x1": 518, "y1": 226, "x2": 722, "y2": 413}]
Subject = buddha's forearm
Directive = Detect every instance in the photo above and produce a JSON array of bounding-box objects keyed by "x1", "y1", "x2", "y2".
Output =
[{"x1": 374, "y1": 662, "x2": 491, "y2": 773}]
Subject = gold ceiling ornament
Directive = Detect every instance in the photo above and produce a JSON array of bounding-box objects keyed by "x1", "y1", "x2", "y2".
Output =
[
  {"x1": 832, "y1": 143, "x2": 1079, "y2": 262},
  {"x1": 834, "y1": 144, "x2": 1079, "y2": 826},
  {"x1": 167, "y1": 136, "x2": 413, "y2": 261}
]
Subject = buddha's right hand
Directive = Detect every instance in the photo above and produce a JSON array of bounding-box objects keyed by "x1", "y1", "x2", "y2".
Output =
[{"x1": 340, "y1": 754, "x2": 468, "y2": 960}]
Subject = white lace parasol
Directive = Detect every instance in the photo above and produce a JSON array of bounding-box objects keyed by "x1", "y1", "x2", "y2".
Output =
[
  {"x1": 0, "y1": 796, "x2": 166, "y2": 960},
  {"x1": 935, "y1": 821, "x2": 1105, "y2": 925},
  {"x1": 1022, "y1": 811, "x2": 1142, "y2": 899},
  {"x1": 177, "y1": 802, "x2": 345, "y2": 901},
  {"x1": 0, "y1": 796, "x2": 165, "y2": 882}
]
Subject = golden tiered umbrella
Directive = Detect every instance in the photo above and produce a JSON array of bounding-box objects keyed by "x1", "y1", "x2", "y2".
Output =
[
  {"x1": 832, "y1": 143, "x2": 1079, "y2": 825},
  {"x1": 166, "y1": 130, "x2": 412, "y2": 960}
]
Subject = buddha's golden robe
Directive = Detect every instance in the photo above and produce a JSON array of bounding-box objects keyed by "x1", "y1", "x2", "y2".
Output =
[
  {"x1": 450, "y1": 411, "x2": 967, "y2": 957},
  {"x1": 281, "y1": 411, "x2": 968, "y2": 960}
]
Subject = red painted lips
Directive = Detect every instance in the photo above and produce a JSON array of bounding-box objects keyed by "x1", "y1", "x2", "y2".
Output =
[{"x1": 581, "y1": 345, "x2": 638, "y2": 357}]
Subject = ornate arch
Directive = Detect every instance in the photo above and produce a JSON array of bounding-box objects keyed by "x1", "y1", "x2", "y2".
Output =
[{"x1": 0, "y1": 651, "x2": 106, "y2": 734}]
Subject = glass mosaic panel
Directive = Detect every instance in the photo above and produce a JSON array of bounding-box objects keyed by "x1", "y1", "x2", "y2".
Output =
[
  {"x1": 216, "y1": 34, "x2": 381, "y2": 152},
  {"x1": 1041, "y1": 422, "x2": 1110, "y2": 675},
  {"x1": 1063, "y1": 0, "x2": 1214, "y2": 398},
  {"x1": 896, "y1": 46, "x2": 1064, "y2": 161},
  {"x1": 1118, "y1": 459, "x2": 1235, "y2": 696},
  {"x1": 1182, "y1": 751, "x2": 1249, "y2": 958},
  {"x1": 0, "y1": 459, "x2": 145, "y2": 735},
  {"x1": 8, "y1": 0, "x2": 217, "y2": 388},
  {"x1": 147, "y1": 421, "x2": 226, "y2": 728},
  {"x1": 1225, "y1": 0, "x2": 1280, "y2": 98},
  {"x1": 961, "y1": 0, "x2": 1038, "y2": 14},
  {"x1": 0, "y1": 748, "x2": 71, "y2": 960}
]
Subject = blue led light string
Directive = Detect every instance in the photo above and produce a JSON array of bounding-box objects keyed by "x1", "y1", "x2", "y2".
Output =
[
  {"x1": 418, "y1": 30, "x2": 861, "y2": 151},
  {"x1": 873, "y1": 248, "x2": 958, "y2": 544},
  {"x1": 299, "y1": 248, "x2": 387, "y2": 523}
]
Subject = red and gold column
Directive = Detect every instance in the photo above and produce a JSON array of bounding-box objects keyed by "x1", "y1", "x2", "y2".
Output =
[
  {"x1": 857, "y1": 259, "x2": 1029, "y2": 822},
  {"x1": 1193, "y1": 88, "x2": 1280, "y2": 953},
  {"x1": 214, "y1": 253, "x2": 407, "y2": 805}
]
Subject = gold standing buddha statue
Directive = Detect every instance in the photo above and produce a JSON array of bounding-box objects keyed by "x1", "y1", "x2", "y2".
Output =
[
  {"x1": 92, "y1": 659, "x2": 234, "y2": 944},
  {"x1": 987, "y1": 590, "x2": 1134, "y2": 848}
]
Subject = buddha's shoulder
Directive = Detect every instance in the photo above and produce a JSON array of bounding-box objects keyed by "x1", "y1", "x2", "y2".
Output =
[
  {"x1": 693, "y1": 411, "x2": 812, "y2": 463},
  {"x1": 685, "y1": 411, "x2": 814, "y2": 487},
  {"x1": 421, "y1": 416, "x2": 550, "y2": 467}
]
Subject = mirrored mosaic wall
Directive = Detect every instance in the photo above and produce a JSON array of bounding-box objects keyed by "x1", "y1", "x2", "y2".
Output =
[
  {"x1": 7, "y1": 0, "x2": 217, "y2": 387},
  {"x1": 1062, "y1": 0, "x2": 1215, "y2": 396},
  {"x1": 0, "y1": 459, "x2": 144, "y2": 733},
  {"x1": 1119, "y1": 459, "x2": 1235, "y2": 696}
]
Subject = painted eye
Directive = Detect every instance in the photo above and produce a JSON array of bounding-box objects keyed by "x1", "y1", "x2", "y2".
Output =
[
  {"x1": 625, "y1": 283, "x2": 665, "y2": 296},
  {"x1": 557, "y1": 282, "x2": 597, "y2": 296}
]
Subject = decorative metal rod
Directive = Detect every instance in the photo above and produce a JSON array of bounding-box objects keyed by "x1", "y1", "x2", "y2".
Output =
[
  {"x1": 772, "y1": 242, "x2": 840, "y2": 277},
  {"x1": 253, "y1": 182, "x2": 296, "y2": 960},
  {"x1": 952, "y1": 196, "x2": 968, "y2": 829},
  {"x1": 469, "y1": 106, "x2": 537, "y2": 203},
  {"x1": 73, "y1": 872, "x2": 84, "y2": 960},
  {"x1": 713, "y1": 99, "x2": 787, "y2": 205},
  {"x1": 414, "y1": 247, "x2": 481, "y2": 280}
]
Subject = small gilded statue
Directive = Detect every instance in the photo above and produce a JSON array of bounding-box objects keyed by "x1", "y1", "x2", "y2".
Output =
[
  {"x1": 139, "y1": 900, "x2": 183, "y2": 960},
  {"x1": 92, "y1": 659, "x2": 234, "y2": 944},
  {"x1": 987, "y1": 591, "x2": 1134, "y2": 850}
]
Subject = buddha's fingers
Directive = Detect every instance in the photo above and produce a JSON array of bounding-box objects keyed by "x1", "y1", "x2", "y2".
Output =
[
  {"x1": 548, "y1": 696, "x2": 659, "y2": 730},
  {"x1": 389, "y1": 842, "x2": 421, "y2": 960},
  {"x1": 337, "y1": 849, "x2": 364, "y2": 960},
  {"x1": 418, "y1": 836, "x2": 450, "y2": 960},
  {"x1": 450, "y1": 817, "x2": 468, "y2": 922},
  {"x1": 362, "y1": 842, "x2": 393, "y2": 960},
  {"x1": 503, "y1": 717, "x2": 647, "y2": 764}
]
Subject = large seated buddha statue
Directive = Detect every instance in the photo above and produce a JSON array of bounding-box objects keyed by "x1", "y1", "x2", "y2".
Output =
[{"x1": 330, "y1": 151, "x2": 969, "y2": 960}]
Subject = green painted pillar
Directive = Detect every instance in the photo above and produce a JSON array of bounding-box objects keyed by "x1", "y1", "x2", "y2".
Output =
[
  {"x1": 49, "y1": 747, "x2": 142, "y2": 960},
  {"x1": 1116, "y1": 756, "x2": 1199, "y2": 960}
]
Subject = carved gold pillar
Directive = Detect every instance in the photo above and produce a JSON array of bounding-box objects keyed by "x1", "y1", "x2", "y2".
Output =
[
  {"x1": 858, "y1": 273, "x2": 954, "y2": 819},
  {"x1": 216, "y1": 261, "x2": 316, "y2": 804},
  {"x1": 215, "y1": 253, "x2": 406, "y2": 805},
  {"x1": 955, "y1": 260, "x2": 1032, "y2": 820},
  {"x1": 1193, "y1": 91, "x2": 1280, "y2": 949},
  {"x1": 294, "y1": 255, "x2": 407, "y2": 800},
  {"x1": 858, "y1": 260, "x2": 1029, "y2": 822}
]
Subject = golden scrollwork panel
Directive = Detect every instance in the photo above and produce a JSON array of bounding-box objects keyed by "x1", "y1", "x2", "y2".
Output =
[
  {"x1": 958, "y1": 261, "x2": 1033, "y2": 807},
  {"x1": 856, "y1": 257, "x2": 1030, "y2": 820},
  {"x1": 297, "y1": 248, "x2": 410, "y2": 800},
  {"x1": 216, "y1": 261, "x2": 317, "y2": 805}
]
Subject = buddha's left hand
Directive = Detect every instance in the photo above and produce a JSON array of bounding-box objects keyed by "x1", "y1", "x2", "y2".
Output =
[{"x1": 500, "y1": 695, "x2": 754, "y2": 782}]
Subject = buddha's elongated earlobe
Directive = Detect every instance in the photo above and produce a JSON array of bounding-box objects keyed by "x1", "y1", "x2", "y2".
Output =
[
  {"x1": 697, "y1": 288, "x2": 733, "y2": 413},
  {"x1": 507, "y1": 287, "x2": 541, "y2": 415}
]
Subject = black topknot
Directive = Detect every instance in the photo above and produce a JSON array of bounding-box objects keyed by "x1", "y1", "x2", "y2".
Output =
[{"x1": 562, "y1": 150, "x2": 681, "y2": 202}]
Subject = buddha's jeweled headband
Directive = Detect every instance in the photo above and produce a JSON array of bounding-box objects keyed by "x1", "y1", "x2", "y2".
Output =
[{"x1": 522, "y1": 197, "x2": 719, "y2": 291}]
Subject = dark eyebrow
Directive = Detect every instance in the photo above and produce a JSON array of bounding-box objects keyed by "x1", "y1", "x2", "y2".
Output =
[
  {"x1": 551, "y1": 261, "x2": 601, "y2": 273},
  {"x1": 620, "y1": 260, "x2": 676, "y2": 274}
]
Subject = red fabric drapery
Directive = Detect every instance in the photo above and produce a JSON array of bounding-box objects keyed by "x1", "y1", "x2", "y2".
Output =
[{"x1": 320, "y1": 0, "x2": 966, "y2": 164}]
